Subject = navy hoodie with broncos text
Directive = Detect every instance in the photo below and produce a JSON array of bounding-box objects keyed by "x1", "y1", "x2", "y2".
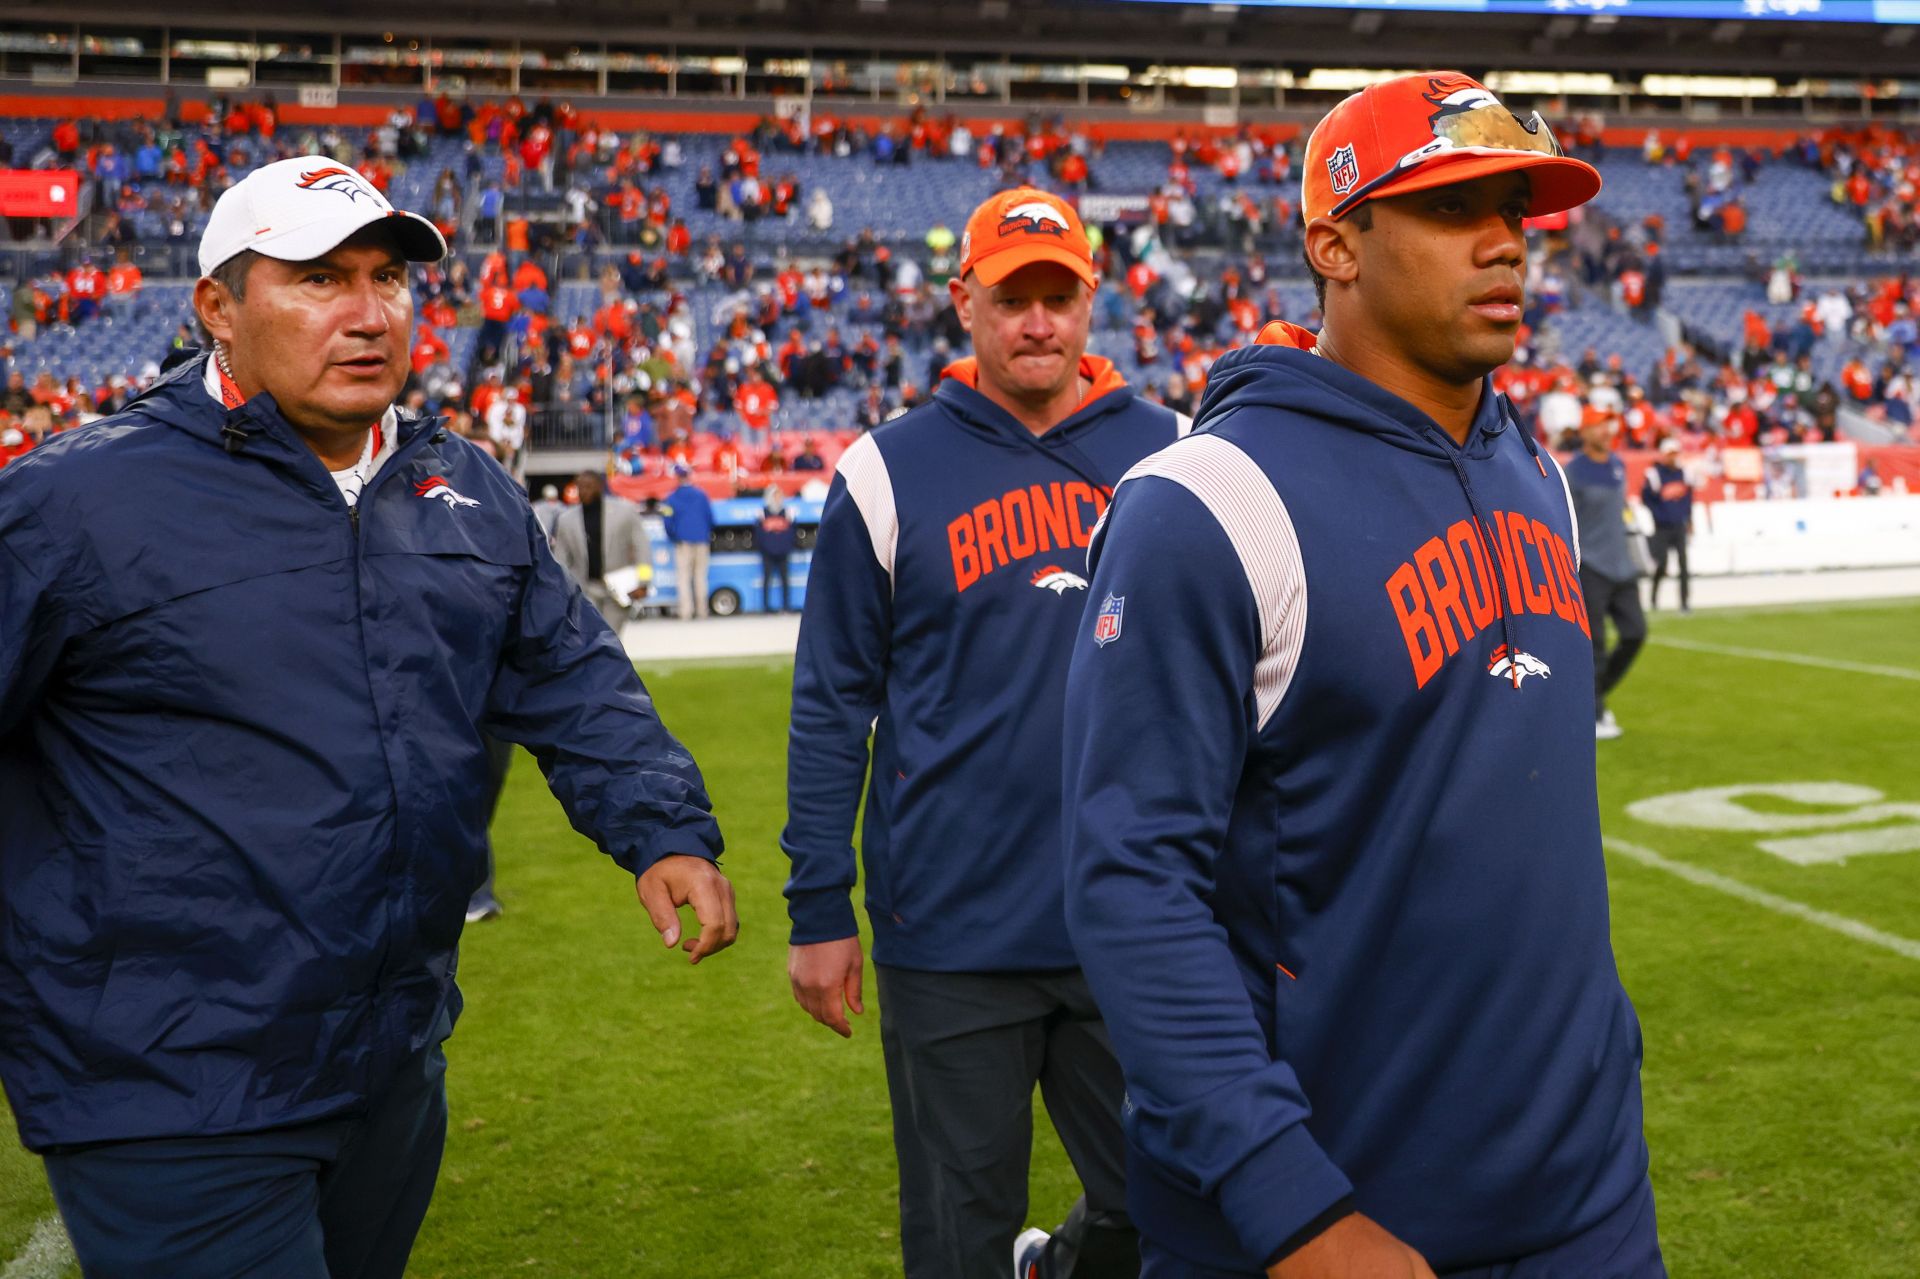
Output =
[
  {"x1": 783, "y1": 356, "x2": 1183, "y2": 970},
  {"x1": 1062, "y1": 324, "x2": 1653, "y2": 1271}
]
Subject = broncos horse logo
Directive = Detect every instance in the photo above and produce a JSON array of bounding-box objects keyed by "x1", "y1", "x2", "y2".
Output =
[
  {"x1": 295, "y1": 166, "x2": 378, "y2": 204},
  {"x1": 1030, "y1": 565, "x2": 1089, "y2": 595},
  {"x1": 1487, "y1": 644, "x2": 1551, "y2": 686},
  {"x1": 415, "y1": 475, "x2": 481, "y2": 509},
  {"x1": 1420, "y1": 75, "x2": 1548, "y2": 151},
  {"x1": 997, "y1": 200, "x2": 1071, "y2": 239}
]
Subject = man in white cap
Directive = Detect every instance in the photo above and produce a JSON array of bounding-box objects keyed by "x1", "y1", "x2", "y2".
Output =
[{"x1": 0, "y1": 156, "x2": 738, "y2": 1278}]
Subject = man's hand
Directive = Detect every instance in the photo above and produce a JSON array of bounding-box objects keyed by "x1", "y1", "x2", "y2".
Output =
[
  {"x1": 1268, "y1": 1214, "x2": 1435, "y2": 1279},
  {"x1": 635, "y1": 854, "x2": 739, "y2": 964},
  {"x1": 788, "y1": 937, "x2": 865, "y2": 1038}
]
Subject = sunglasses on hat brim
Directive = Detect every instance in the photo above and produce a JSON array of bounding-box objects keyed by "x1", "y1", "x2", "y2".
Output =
[{"x1": 1328, "y1": 108, "x2": 1567, "y2": 221}]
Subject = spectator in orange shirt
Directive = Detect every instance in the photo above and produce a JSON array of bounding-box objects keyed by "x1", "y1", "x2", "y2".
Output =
[
  {"x1": 1842, "y1": 358, "x2": 1876, "y2": 402},
  {"x1": 66, "y1": 259, "x2": 105, "y2": 325},
  {"x1": 411, "y1": 323, "x2": 450, "y2": 376},
  {"x1": 734, "y1": 371, "x2": 778, "y2": 444},
  {"x1": 565, "y1": 318, "x2": 597, "y2": 362},
  {"x1": 478, "y1": 282, "x2": 518, "y2": 362},
  {"x1": 511, "y1": 257, "x2": 548, "y2": 294},
  {"x1": 105, "y1": 249, "x2": 142, "y2": 322},
  {"x1": 712, "y1": 431, "x2": 744, "y2": 485},
  {"x1": 1719, "y1": 199, "x2": 1747, "y2": 241}
]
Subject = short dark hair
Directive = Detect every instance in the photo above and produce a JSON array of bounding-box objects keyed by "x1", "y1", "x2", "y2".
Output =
[
  {"x1": 1305, "y1": 203, "x2": 1372, "y2": 312},
  {"x1": 208, "y1": 249, "x2": 263, "y2": 301}
]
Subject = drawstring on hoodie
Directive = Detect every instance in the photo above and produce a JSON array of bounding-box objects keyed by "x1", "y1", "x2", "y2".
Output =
[
  {"x1": 938, "y1": 357, "x2": 1128, "y2": 497},
  {"x1": 1416, "y1": 400, "x2": 1557, "y2": 692},
  {"x1": 1507, "y1": 394, "x2": 1550, "y2": 478},
  {"x1": 1224, "y1": 326, "x2": 1563, "y2": 693}
]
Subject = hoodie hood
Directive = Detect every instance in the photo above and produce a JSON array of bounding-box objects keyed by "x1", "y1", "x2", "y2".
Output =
[
  {"x1": 934, "y1": 352, "x2": 1141, "y2": 494},
  {"x1": 1196, "y1": 321, "x2": 1520, "y2": 463},
  {"x1": 938, "y1": 354, "x2": 1132, "y2": 441}
]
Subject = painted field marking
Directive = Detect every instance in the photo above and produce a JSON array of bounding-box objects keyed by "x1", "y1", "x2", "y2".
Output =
[
  {"x1": 1604, "y1": 837, "x2": 1920, "y2": 963},
  {"x1": 1626, "y1": 782, "x2": 1920, "y2": 866},
  {"x1": 1, "y1": 1213, "x2": 74, "y2": 1279},
  {"x1": 1649, "y1": 635, "x2": 1920, "y2": 682}
]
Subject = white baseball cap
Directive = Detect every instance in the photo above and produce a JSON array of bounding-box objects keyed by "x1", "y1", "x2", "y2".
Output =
[{"x1": 199, "y1": 156, "x2": 446, "y2": 277}]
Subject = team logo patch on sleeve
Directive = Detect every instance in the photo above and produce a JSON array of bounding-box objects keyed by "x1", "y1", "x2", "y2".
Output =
[
  {"x1": 1093, "y1": 593, "x2": 1124, "y2": 646},
  {"x1": 1325, "y1": 144, "x2": 1360, "y2": 196}
]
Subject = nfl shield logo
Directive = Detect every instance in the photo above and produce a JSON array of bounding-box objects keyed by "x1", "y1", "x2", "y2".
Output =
[
  {"x1": 1093, "y1": 593, "x2": 1124, "y2": 647},
  {"x1": 1326, "y1": 144, "x2": 1360, "y2": 196}
]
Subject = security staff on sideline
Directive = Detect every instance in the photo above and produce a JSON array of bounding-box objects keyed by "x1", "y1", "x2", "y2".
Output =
[{"x1": 0, "y1": 156, "x2": 737, "y2": 1279}]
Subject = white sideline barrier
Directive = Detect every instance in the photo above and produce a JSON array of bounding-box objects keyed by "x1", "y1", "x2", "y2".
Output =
[{"x1": 1686, "y1": 494, "x2": 1920, "y2": 576}]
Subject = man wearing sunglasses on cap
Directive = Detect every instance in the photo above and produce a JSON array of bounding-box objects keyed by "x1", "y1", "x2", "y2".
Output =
[
  {"x1": 0, "y1": 157, "x2": 735, "y2": 1278},
  {"x1": 1062, "y1": 75, "x2": 1662, "y2": 1277}
]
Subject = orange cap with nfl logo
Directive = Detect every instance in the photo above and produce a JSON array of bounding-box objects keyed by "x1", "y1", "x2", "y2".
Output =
[
  {"x1": 959, "y1": 187, "x2": 1098, "y2": 289},
  {"x1": 1302, "y1": 72, "x2": 1601, "y2": 225}
]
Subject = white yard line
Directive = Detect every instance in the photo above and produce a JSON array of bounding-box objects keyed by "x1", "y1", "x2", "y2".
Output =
[
  {"x1": 1604, "y1": 837, "x2": 1920, "y2": 963},
  {"x1": 1648, "y1": 635, "x2": 1920, "y2": 682},
  {"x1": 1, "y1": 1214, "x2": 74, "y2": 1279}
]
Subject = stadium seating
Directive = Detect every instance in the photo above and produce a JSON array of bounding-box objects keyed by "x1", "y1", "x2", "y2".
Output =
[{"x1": 5, "y1": 111, "x2": 1918, "y2": 471}]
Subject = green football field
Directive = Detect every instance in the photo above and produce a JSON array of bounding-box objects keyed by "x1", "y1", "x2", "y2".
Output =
[{"x1": 2, "y1": 598, "x2": 1917, "y2": 1277}]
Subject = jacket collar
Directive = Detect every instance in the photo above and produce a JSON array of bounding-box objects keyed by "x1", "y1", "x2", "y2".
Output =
[{"x1": 137, "y1": 350, "x2": 434, "y2": 483}]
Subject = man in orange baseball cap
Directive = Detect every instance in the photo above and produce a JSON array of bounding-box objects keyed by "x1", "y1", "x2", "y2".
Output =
[
  {"x1": 782, "y1": 183, "x2": 1184, "y2": 1279},
  {"x1": 1301, "y1": 72, "x2": 1600, "y2": 228},
  {"x1": 957, "y1": 186, "x2": 1101, "y2": 293},
  {"x1": 1062, "y1": 73, "x2": 1662, "y2": 1279}
]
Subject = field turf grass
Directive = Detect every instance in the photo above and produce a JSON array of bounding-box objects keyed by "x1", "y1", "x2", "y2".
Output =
[{"x1": 2, "y1": 599, "x2": 1917, "y2": 1276}]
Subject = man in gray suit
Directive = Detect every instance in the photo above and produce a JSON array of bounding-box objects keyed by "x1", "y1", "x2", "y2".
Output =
[{"x1": 553, "y1": 470, "x2": 647, "y2": 635}]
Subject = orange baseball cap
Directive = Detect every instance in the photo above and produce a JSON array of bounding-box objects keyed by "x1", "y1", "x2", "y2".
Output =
[
  {"x1": 958, "y1": 187, "x2": 1097, "y2": 290},
  {"x1": 1302, "y1": 72, "x2": 1601, "y2": 224}
]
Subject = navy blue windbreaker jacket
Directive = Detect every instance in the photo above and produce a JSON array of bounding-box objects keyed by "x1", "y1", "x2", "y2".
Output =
[
  {"x1": 0, "y1": 354, "x2": 721, "y2": 1152},
  {"x1": 1062, "y1": 325, "x2": 1650, "y2": 1271},
  {"x1": 782, "y1": 356, "x2": 1183, "y2": 971}
]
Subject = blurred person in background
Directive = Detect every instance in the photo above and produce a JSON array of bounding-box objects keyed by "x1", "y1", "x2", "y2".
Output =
[
  {"x1": 1641, "y1": 436, "x2": 1694, "y2": 612},
  {"x1": 552, "y1": 468, "x2": 645, "y2": 635},
  {"x1": 755, "y1": 484, "x2": 797, "y2": 613},
  {"x1": 1568, "y1": 407, "x2": 1647, "y2": 739},
  {"x1": 663, "y1": 462, "x2": 715, "y2": 620}
]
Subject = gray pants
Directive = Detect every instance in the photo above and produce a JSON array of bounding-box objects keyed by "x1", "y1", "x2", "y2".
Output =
[
  {"x1": 876, "y1": 965, "x2": 1137, "y2": 1279},
  {"x1": 673, "y1": 541, "x2": 710, "y2": 619}
]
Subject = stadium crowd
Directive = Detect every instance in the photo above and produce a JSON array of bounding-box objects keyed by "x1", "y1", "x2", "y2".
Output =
[{"x1": 4, "y1": 95, "x2": 1920, "y2": 482}]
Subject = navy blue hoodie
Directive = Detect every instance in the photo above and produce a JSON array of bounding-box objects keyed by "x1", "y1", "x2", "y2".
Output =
[
  {"x1": 1062, "y1": 325, "x2": 1651, "y2": 1270},
  {"x1": 783, "y1": 356, "x2": 1182, "y2": 970}
]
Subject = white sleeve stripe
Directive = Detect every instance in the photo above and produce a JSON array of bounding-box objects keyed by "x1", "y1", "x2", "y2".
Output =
[
  {"x1": 1123, "y1": 434, "x2": 1307, "y2": 731},
  {"x1": 834, "y1": 434, "x2": 899, "y2": 585},
  {"x1": 1545, "y1": 449, "x2": 1582, "y2": 572}
]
